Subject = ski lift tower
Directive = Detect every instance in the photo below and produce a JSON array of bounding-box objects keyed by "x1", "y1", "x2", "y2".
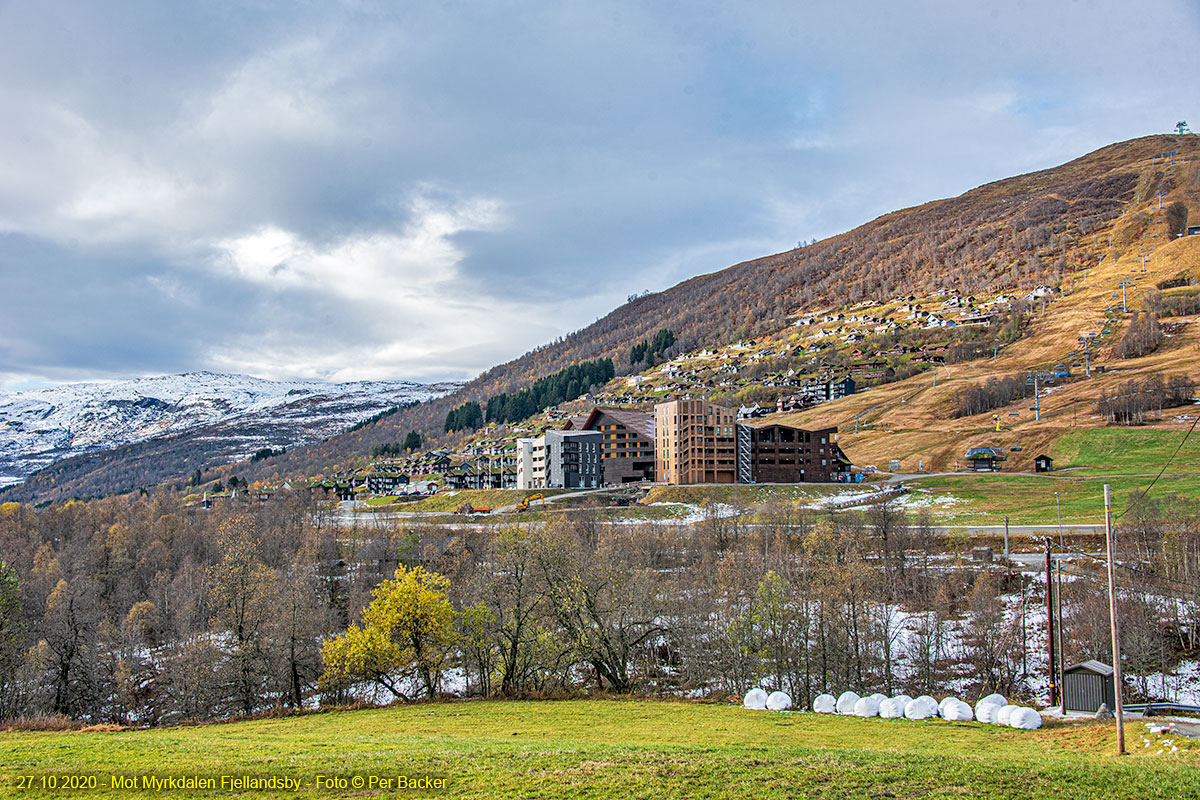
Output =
[
  {"x1": 1138, "y1": 247, "x2": 1154, "y2": 273},
  {"x1": 1078, "y1": 333, "x2": 1096, "y2": 377},
  {"x1": 1117, "y1": 278, "x2": 1136, "y2": 313},
  {"x1": 1026, "y1": 371, "x2": 1052, "y2": 422}
]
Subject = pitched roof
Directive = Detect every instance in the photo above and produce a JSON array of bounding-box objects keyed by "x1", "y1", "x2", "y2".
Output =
[
  {"x1": 1065, "y1": 660, "x2": 1113, "y2": 676},
  {"x1": 570, "y1": 407, "x2": 655, "y2": 440}
]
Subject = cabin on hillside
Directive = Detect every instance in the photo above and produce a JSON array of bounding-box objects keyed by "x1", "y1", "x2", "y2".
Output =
[{"x1": 1034, "y1": 454, "x2": 1054, "y2": 472}]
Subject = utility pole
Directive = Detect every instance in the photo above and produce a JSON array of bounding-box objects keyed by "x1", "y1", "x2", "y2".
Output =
[
  {"x1": 1046, "y1": 539, "x2": 1058, "y2": 707},
  {"x1": 1056, "y1": 493, "x2": 1066, "y2": 702},
  {"x1": 1004, "y1": 515, "x2": 1010, "y2": 564},
  {"x1": 1104, "y1": 485, "x2": 1126, "y2": 755}
]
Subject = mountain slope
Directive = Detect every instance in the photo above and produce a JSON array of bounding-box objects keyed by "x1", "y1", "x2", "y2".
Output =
[
  {"x1": 244, "y1": 134, "x2": 1187, "y2": 477},
  {"x1": 0, "y1": 372, "x2": 460, "y2": 500},
  {"x1": 8, "y1": 133, "x2": 1194, "y2": 502}
]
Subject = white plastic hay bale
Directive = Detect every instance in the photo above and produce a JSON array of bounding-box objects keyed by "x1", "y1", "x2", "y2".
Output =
[
  {"x1": 766, "y1": 691, "x2": 792, "y2": 711},
  {"x1": 869, "y1": 692, "x2": 889, "y2": 705},
  {"x1": 942, "y1": 698, "x2": 974, "y2": 721},
  {"x1": 812, "y1": 693, "x2": 836, "y2": 713},
  {"x1": 996, "y1": 704, "x2": 1020, "y2": 726},
  {"x1": 975, "y1": 701, "x2": 1001, "y2": 724},
  {"x1": 878, "y1": 697, "x2": 906, "y2": 719},
  {"x1": 743, "y1": 688, "x2": 769, "y2": 710},
  {"x1": 836, "y1": 691, "x2": 861, "y2": 714},
  {"x1": 1008, "y1": 707, "x2": 1043, "y2": 730},
  {"x1": 853, "y1": 696, "x2": 880, "y2": 717},
  {"x1": 904, "y1": 698, "x2": 935, "y2": 720},
  {"x1": 938, "y1": 696, "x2": 955, "y2": 715},
  {"x1": 979, "y1": 692, "x2": 1006, "y2": 709},
  {"x1": 892, "y1": 694, "x2": 913, "y2": 708},
  {"x1": 914, "y1": 695, "x2": 939, "y2": 716}
]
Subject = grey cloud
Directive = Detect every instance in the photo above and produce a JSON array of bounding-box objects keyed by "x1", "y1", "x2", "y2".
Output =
[{"x1": 0, "y1": 0, "x2": 1196, "y2": 388}]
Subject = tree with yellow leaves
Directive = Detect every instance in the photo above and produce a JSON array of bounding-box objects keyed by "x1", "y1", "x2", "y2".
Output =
[{"x1": 321, "y1": 565, "x2": 456, "y2": 699}]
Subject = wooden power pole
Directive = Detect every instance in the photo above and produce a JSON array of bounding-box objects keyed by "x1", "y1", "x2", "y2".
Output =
[
  {"x1": 1045, "y1": 540, "x2": 1057, "y2": 707},
  {"x1": 1104, "y1": 485, "x2": 1126, "y2": 755}
]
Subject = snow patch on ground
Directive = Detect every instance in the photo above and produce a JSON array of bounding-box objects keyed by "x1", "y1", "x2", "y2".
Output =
[
  {"x1": 804, "y1": 489, "x2": 886, "y2": 509},
  {"x1": 894, "y1": 490, "x2": 965, "y2": 510}
]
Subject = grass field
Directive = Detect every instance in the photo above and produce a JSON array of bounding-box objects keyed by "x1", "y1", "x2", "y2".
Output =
[
  {"x1": 1048, "y1": 428, "x2": 1200, "y2": 475},
  {"x1": 642, "y1": 484, "x2": 848, "y2": 507},
  {"x1": 2, "y1": 700, "x2": 1196, "y2": 799},
  {"x1": 363, "y1": 489, "x2": 564, "y2": 513},
  {"x1": 904, "y1": 473, "x2": 1200, "y2": 525}
]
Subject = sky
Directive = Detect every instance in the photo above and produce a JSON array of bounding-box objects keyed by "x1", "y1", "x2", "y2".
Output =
[{"x1": 1, "y1": 1, "x2": 1197, "y2": 389}]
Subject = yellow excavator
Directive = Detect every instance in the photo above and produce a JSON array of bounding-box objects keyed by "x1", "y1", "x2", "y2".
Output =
[{"x1": 516, "y1": 493, "x2": 546, "y2": 512}]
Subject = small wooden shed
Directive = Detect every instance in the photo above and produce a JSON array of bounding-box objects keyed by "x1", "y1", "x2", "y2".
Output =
[
  {"x1": 1063, "y1": 660, "x2": 1116, "y2": 713},
  {"x1": 1034, "y1": 454, "x2": 1054, "y2": 472}
]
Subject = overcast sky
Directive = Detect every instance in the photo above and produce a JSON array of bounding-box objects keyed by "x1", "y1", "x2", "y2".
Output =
[{"x1": 1, "y1": 1, "x2": 1197, "y2": 389}]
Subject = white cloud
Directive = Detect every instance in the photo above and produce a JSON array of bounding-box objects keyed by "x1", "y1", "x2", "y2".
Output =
[{"x1": 214, "y1": 192, "x2": 502, "y2": 301}]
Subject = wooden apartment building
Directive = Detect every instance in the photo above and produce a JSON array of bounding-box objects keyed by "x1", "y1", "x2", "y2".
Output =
[{"x1": 654, "y1": 399, "x2": 738, "y2": 484}]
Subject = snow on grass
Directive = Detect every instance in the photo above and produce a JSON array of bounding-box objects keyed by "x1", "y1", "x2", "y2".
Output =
[{"x1": 893, "y1": 489, "x2": 965, "y2": 510}]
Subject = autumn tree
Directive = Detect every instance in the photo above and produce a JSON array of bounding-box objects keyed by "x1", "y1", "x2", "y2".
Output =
[
  {"x1": 208, "y1": 516, "x2": 278, "y2": 715},
  {"x1": 321, "y1": 566, "x2": 457, "y2": 699},
  {"x1": 0, "y1": 562, "x2": 26, "y2": 718},
  {"x1": 535, "y1": 521, "x2": 665, "y2": 692}
]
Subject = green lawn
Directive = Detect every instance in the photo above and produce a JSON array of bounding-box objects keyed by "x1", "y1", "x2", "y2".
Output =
[
  {"x1": 905, "y1": 473, "x2": 1200, "y2": 525},
  {"x1": 1049, "y1": 428, "x2": 1200, "y2": 475},
  {"x1": 2, "y1": 700, "x2": 1195, "y2": 799}
]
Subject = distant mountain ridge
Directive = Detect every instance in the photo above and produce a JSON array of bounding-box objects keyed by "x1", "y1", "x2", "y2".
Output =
[{"x1": 0, "y1": 371, "x2": 461, "y2": 490}]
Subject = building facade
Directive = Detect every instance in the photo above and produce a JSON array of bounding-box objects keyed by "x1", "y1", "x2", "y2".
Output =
[
  {"x1": 516, "y1": 437, "x2": 537, "y2": 489},
  {"x1": 543, "y1": 430, "x2": 603, "y2": 488},
  {"x1": 564, "y1": 407, "x2": 655, "y2": 484},
  {"x1": 735, "y1": 423, "x2": 847, "y2": 483},
  {"x1": 654, "y1": 399, "x2": 737, "y2": 484}
]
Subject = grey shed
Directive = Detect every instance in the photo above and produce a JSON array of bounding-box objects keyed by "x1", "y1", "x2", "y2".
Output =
[{"x1": 1062, "y1": 660, "x2": 1116, "y2": 714}]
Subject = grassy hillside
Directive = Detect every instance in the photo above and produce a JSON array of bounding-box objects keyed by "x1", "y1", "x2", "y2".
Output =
[{"x1": 2, "y1": 700, "x2": 1195, "y2": 799}]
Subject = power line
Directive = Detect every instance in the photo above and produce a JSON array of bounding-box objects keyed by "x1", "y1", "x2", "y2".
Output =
[
  {"x1": 1114, "y1": 410, "x2": 1200, "y2": 520},
  {"x1": 1051, "y1": 539, "x2": 1200, "y2": 593}
]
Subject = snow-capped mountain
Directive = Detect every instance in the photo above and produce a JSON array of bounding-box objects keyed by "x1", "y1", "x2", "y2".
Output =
[{"x1": 0, "y1": 371, "x2": 462, "y2": 487}]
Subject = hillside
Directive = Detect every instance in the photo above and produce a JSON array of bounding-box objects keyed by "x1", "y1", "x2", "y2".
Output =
[
  {"x1": 6, "y1": 133, "x2": 1195, "y2": 502},
  {"x1": 264, "y1": 133, "x2": 1193, "y2": 483}
]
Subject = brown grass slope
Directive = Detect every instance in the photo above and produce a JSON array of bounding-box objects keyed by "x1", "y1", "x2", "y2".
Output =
[{"x1": 778, "y1": 151, "x2": 1200, "y2": 472}]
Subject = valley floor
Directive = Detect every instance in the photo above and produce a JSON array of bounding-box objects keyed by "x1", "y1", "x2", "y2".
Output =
[{"x1": 3, "y1": 699, "x2": 1198, "y2": 799}]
